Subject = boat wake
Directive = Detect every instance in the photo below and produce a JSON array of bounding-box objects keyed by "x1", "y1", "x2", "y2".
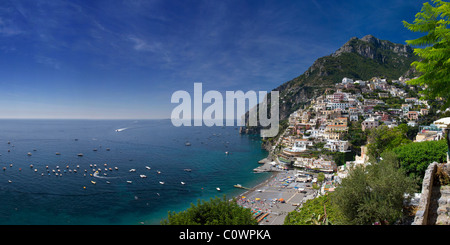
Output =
[
  {"x1": 93, "y1": 172, "x2": 118, "y2": 179},
  {"x1": 115, "y1": 128, "x2": 128, "y2": 132}
]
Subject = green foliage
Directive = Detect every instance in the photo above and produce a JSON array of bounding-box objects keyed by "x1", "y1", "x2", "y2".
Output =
[
  {"x1": 403, "y1": 0, "x2": 450, "y2": 106},
  {"x1": 367, "y1": 125, "x2": 411, "y2": 160},
  {"x1": 332, "y1": 151, "x2": 417, "y2": 225},
  {"x1": 161, "y1": 196, "x2": 257, "y2": 225},
  {"x1": 317, "y1": 172, "x2": 325, "y2": 183},
  {"x1": 392, "y1": 139, "x2": 448, "y2": 180},
  {"x1": 344, "y1": 120, "x2": 367, "y2": 148},
  {"x1": 284, "y1": 193, "x2": 344, "y2": 225}
]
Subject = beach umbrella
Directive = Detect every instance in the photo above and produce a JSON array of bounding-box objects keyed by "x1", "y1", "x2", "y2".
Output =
[
  {"x1": 279, "y1": 198, "x2": 285, "y2": 203},
  {"x1": 255, "y1": 198, "x2": 261, "y2": 201}
]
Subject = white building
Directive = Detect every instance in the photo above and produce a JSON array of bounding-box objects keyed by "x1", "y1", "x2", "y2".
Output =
[
  {"x1": 324, "y1": 140, "x2": 350, "y2": 153},
  {"x1": 292, "y1": 139, "x2": 314, "y2": 152},
  {"x1": 342, "y1": 77, "x2": 354, "y2": 84}
]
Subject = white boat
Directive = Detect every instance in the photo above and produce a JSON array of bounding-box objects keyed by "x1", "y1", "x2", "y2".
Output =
[
  {"x1": 216, "y1": 187, "x2": 221, "y2": 191},
  {"x1": 127, "y1": 180, "x2": 132, "y2": 184},
  {"x1": 8, "y1": 180, "x2": 12, "y2": 183},
  {"x1": 181, "y1": 182, "x2": 185, "y2": 185},
  {"x1": 185, "y1": 142, "x2": 191, "y2": 146},
  {"x1": 77, "y1": 153, "x2": 83, "y2": 157},
  {"x1": 114, "y1": 167, "x2": 118, "y2": 170},
  {"x1": 140, "y1": 175, "x2": 147, "y2": 178},
  {"x1": 159, "y1": 181, "x2": 165, "y2": 185},
  {"x1": 156, "y1": 170, "x2": 161, "y2": 174},
  {"x1": 145, "y1": 166, "x2": 151, "y2": 170},
  {"x1": 27, "y1": 152, "x2": 32, "y2": 156},
  {"x1": 91, "y1": 181, "x2": 96, "y2": 185},
  {"x1": 129, "y1": 169, "x2": 136, "y2": 172}
]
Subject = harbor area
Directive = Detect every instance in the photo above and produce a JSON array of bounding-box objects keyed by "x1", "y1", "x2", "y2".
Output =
[{"x1": 235, "y1": 170, "x2": 317, "y2": 225}]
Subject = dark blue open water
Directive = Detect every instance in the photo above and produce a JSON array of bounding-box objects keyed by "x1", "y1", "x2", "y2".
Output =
[{"x1": 0, "y1": 119, "x2": 269, "y2": 224}]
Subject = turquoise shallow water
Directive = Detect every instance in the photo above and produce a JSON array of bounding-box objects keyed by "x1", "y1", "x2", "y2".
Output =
[{"x1": 0, "y1": 119, "x2": 269, "y2": 224}]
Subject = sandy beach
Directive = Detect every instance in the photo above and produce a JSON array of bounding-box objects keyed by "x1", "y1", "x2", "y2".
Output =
[{"x1": 235, "y1": 168, "x2": 317, "y2": 225}]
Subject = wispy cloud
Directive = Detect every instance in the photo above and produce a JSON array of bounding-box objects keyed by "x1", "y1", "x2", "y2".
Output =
[
  {"x1": 0, "y1": 17, "x2": 23, "y2": 36},
  {"x1": 128, "y1": 36, "x2": 162, "y2": 53},
  {"x1": 34, "y1": 55, "x2": 61, "y2": 70}
]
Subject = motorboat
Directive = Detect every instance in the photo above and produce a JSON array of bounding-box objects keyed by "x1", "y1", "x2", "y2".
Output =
[
  {"x1": 181, "y1": 182, "x2": 185, "y2": 185},
  {"x1": 156, "y1": 170, "x2": 161, "y2": 174},
  {"x1": 159, "y1": 181, "x2": 165, "y2": 185},
  {"x1": 216, "y1": 187, "x2": 221, "y2": 191},
  {"x1": 145, "y1": 166, "x2": 151, "y2": 170},
  {"x1": 129, "y1": 169, "x2": 136, "y2": 172},
  {"x1": 127, "y1": 180, "x2": 132, "y2": 184},
  {"x1": 77, "y1": 153, "x2": 83, "y2": 157},
  {"x1": 184, "y1": 169, "x2": 192, "y2": 172},
  {"x1": 91, "y1": 181, "x2": 96, "y2": 185},
  {"x1": 185, "y1": 142, "x2": 191, "y2": 146},
  {"x1": 140, "y1": 175, "x2": 147, "y2": 178}
]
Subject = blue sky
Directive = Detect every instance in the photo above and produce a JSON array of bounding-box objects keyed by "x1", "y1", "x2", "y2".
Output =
[{"x1": 0, "y1": 0, "x2": 424, "y2": 119}]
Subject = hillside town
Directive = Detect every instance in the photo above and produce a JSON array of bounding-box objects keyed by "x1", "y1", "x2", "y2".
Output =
[{"x1": 267, "y1": 76, "x2": 450, "y2": 197}]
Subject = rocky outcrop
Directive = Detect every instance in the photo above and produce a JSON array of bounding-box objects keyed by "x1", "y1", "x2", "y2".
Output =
[{"x1": 333, "y1": 35, "x2": 414, "y2": 60}]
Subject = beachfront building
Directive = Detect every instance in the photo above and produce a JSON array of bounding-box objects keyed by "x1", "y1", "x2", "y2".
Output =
[{"x1": 293, "y1": 157, "x2": 337, "y2": 173}]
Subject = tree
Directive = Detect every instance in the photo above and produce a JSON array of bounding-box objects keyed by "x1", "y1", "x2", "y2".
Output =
[
  {"x1": 403, "y1": 0, "x2": 450, "y2": 107},
  {"x1": 284, "y1": 193, "x2": 344, "y2": 225},
  {"x1": 161, "y1": 196, "x2": 257, "y2": 225},
  {"x1": 332, "y1": 151, "x2": 417, "y2": 225},
  {"x1": 392, "y1": 139, "x2": 448, "y2": 180},
  {"x1": 366, "y1": 125, "x2": 411, "y2": 160}
]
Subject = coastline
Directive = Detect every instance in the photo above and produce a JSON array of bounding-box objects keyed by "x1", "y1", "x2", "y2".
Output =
[{"x1": 233, "y1": 158, "x2": 316, "y2": 225}]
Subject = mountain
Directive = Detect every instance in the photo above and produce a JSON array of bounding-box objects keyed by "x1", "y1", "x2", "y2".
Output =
[{"x1": 243, "y1": 35, "x2": 418, "y2": 138}]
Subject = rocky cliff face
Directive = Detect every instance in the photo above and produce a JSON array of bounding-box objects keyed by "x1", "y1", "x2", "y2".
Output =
[
  {"x1": 241, "y1": 35, "x2": 418, "y2": 141},
  {"x1": 332, "y1": 35, "x2": 414, "y2": 60}
]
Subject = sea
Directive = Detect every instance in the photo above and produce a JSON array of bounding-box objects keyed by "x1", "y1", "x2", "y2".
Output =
[{"x1": 0, "y1": 119, "x2": 270, "y2": 225}]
